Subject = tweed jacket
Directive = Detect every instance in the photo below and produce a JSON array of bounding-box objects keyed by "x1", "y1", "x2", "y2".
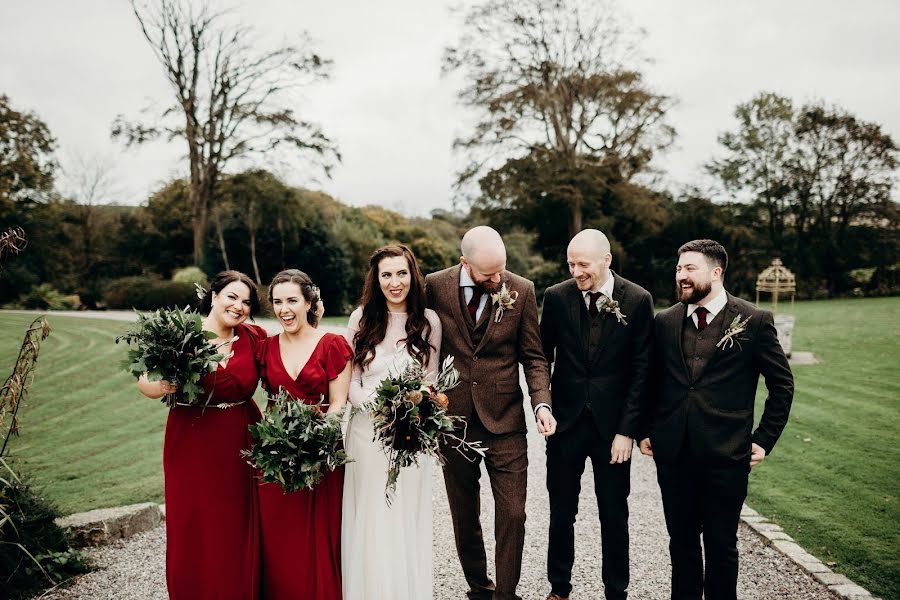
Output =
[{"x1": 425, "y1": 264, "x2": 551, "y2": 435}]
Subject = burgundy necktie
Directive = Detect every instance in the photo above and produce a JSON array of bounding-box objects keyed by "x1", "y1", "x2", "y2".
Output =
[
  {"x1": 467, "y1": 286, "x2": 484, "y2": 320},
  {"x1": 587, "y1": 291, "x2": 603, "y2": 316},
  {"x1": 695, "y1": 306, "x2": 709, "y2": 331}
]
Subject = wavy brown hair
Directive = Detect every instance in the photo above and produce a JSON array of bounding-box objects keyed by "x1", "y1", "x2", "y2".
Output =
[{"x1": 353, "y1": 245, "x2": 432, "y2": 370}]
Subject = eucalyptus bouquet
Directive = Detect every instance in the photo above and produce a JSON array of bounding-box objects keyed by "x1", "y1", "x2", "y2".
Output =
[
  {"x1": 244, "y1": 390, "x2": 350, "y2": 493},
  {"x1": 116, "y1": 306, "x2": 233, "y2": 407},
  {"x1": 371, "y1": 355, "x2": 485, "y2": 503}
]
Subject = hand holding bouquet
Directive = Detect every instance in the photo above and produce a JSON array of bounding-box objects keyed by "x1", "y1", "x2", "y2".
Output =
[
  {"x1": 371, "y1": 355, "x2": 485, "y2": 503},
  {"x1": 244, "y1": 389, "x2": 350, "y2": 493},
  {"x1": 116, "y1": 306, "x2": 234, "y2": 407}
]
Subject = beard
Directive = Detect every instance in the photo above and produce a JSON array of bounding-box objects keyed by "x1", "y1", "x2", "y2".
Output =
[
  {"x1": 677, "y1": 279, "x2": 712, "y2": 304},
  {"x1": 478, "y1": 280, "x2": 501, "y2": 294}
]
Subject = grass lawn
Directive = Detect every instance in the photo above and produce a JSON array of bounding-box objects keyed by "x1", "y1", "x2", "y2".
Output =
[
  {"x1": 1, "y1": 299, "x2": 897, "y2": 597},
  {"x1": 748, "y1": 297, "x2": 899, "y2": 600}
]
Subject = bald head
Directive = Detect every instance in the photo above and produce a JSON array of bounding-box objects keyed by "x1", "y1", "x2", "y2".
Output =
[
  {"x1": 568, "y1": 228, "x2": 611, "y2": 259},
  {"x1": 461, "y1": 226, "x2": 506, "y2": 292},
  {"x1": 567, "y1": 228, "x2": 612, "y2": 292}
]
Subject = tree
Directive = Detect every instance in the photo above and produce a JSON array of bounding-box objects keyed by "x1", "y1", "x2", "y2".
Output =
[
  {"x1": 113, "y1": 0, "x2": 340, "y2": 265},
  {"x1": 0, "y1": 94, "x2": 57, "y2": 218},
  {"x1": 709, "y1": 92, "x2": 899, "y2": 293},
  {"x1": 444, "y1": 0, "x2": 675, "y2": 236}
]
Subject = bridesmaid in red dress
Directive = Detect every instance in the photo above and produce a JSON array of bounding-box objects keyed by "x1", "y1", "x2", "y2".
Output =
[
  {"x1": 256, "y1": 269, "x2": 353, "y2": 599},
  {"x1": 137, "y1": 270, "x2": 265, "y2": 600}
]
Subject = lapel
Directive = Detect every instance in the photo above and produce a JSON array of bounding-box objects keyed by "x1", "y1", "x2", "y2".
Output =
[
  {"x1": 671, "y1": 302, "x2": 692, "y2": 382},
  {"x1": 445, "y1": 265, "x2": 474, "y2": 348},
  {"x1": 694, "y1": 293, "x2": 740, "y2": 382},
  {"x1": 591, "y1": 274, "x2": 627, "y2": 365},
  {"x1": 473, "y1": 273, "x2": 506, "y2": 355}
]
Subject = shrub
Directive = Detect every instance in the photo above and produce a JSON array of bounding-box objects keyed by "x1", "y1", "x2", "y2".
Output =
[
  {"x1": 171, "y1": 266, "x2": 209, "y2": 288},
  {"x1": 0, "y1": 462, "x2": 90, "y2": 600},
  {"x1": 102, "y1": 276, "x2": 198, "y2": 310},
  {"x1": 9, "y1": 284, "x2": 77, "y2": 310}
]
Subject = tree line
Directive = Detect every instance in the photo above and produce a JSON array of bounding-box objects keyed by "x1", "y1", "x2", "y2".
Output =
[{"x1": 1, "y1": 0, "x2": 897, "y2": 313}]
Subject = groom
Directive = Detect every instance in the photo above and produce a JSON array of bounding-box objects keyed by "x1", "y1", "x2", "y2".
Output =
[
  {"x1": 640, "y1": 239, "x2": 793, "y2": 600},
  {"x1": 540, "y1": 229, "x2": 654, "y2": 600},
  {"x1": 425, "y1": 225, "x2": 556, "y2": 600}
]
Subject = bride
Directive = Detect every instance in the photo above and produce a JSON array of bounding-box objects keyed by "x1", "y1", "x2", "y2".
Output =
[{"x1": 341, "y1": 244, "x2": 442, "y2": 600}]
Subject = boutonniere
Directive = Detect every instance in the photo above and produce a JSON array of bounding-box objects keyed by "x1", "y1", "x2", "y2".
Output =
[
  {"x1": 490, "y1": 282, "x2": 519, "y2": 323},
  {"x1": 597, "y1": 296, "x2": 628, "y2": 326},
  {"x1": 717, "y1": 314, "x2": 751, "y2": 350}
]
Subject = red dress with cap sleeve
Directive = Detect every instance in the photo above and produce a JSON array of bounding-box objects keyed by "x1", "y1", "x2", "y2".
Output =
[
  {"x1": 256, "y1": 332, "x2": 353, "y2": 600},
  {"x1": 163, "y1": 322, "x2": 266, "y2": 600}
]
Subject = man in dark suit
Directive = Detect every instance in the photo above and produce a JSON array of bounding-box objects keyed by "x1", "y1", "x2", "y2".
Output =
[
  {"x1": 540, "y1": 229, "x2": 654, "y2": 600},
  {"x1": 425, "y1": 225, "x2": 557, "y2": 600},
  {"x1": 639, "y1": 239, "x2": 794, "y2": 600}
]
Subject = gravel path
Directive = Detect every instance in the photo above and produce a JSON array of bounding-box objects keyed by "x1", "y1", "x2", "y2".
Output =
[{"x1": 36, "y1": 423, "x2": 836, "y2": 600}]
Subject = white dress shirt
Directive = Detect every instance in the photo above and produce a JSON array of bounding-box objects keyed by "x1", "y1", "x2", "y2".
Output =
[
  {"x1": 686, "y1": 288, "x2": 728, "y2": 329},
  {"x1": 582, "y1": 272, "x2": 616, "y2": 310},
  {"x1": 459, "y1": 266, "x2": 490, "y2": 322}
]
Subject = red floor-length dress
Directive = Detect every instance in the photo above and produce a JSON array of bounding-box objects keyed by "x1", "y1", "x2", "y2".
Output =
[
  {"x1": 257, "y1": 332, "x2": 353, "y2": 600},
  {"x1": 163, "y1": 323, "x2": 266, "y2": 600}
]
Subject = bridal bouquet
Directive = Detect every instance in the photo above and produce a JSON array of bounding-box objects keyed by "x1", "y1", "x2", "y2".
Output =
[
  {"x1": 116, "y1": 306, "x2": 233, "y2": 407},
  {"x1": 244, "y1": 390, "x2": 350, "y2": 493},
  {"x1": 371, "y1": 355, "x2": 485, "y2": 503}
]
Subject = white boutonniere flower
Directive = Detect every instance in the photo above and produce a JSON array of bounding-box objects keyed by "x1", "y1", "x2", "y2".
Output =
[
  {"x1": 490, "y1": 282, "x2": 519, "y2": 323},
  {"x1": 717, "y1": 314, "x2": 752, "y2": 350},
  {"x1": 597, "y1": 296, "x2": 628, "y2": 326}
]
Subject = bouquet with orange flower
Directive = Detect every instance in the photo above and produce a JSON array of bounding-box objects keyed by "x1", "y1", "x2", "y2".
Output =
[{"x1": 371, "y1": 355, "x2": 484, "y2": 503}]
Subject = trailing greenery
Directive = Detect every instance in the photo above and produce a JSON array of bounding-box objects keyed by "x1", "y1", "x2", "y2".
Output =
[
  {"x1": 245, "y1": 391, "x2": 349, "y2": 493},
  {"x1": 116, "y1": 307, "x2": 228, "y2": 406}
]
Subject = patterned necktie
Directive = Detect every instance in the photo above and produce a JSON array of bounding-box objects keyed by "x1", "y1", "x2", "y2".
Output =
[
  {"x1": 695, "y1": 306, "x2": 709, "y2": 332},
  {"x1": 587, "y1": 291, "x2": 604, "y2": 316},
  {"x1": 467, "y1": 286, "x2": 484, "y2": 320}
]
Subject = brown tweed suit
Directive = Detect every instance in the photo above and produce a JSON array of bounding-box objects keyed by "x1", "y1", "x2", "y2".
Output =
[{"x1": 425, "y1": 264, "x2": 551, "y2": 600}]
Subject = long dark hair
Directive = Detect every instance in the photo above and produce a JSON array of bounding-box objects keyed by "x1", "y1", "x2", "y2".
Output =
[
  {"x1": 268, "y1": 269, "x2": 321, "y2": 327},
  {"x1": 198, "y1": 270, "x2": 260, "y2": 317},
  {"x1": 353, "y1": 245, "x2": 432, "y2": 370}
]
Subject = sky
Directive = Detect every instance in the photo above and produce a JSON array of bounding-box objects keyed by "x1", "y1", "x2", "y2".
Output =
[{"x1": 2, "y1": 0, "x2": 898, "y2": 215}]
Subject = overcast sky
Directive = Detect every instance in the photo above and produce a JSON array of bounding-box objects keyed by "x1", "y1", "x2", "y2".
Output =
[{"x1": 2, "y1": 0, "x2": 898, "y2": 215}]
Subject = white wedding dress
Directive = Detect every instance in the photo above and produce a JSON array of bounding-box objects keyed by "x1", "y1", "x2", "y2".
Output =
[{"x1": 341, "y1": 307, "x2": 442, "y2": 600}]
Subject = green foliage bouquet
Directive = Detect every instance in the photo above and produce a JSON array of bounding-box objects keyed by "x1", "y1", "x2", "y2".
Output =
[
  {"x1": 244, "y1": 390, "x2": 350, "y2": 493},
  {"x1": 116, "y1": 306, "x2": 232, "y2": 407},
  {"x1": 371, "y1": 355, "x2": 485, "y2": 503}
]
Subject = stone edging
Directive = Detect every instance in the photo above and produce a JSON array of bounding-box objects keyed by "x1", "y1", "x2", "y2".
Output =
[
  {"x1": 740, "y1": 504, "x2": 880, "y2": 600},
  {"x1": 56, "y1": 502, "x2": 165, "y2": 547}
]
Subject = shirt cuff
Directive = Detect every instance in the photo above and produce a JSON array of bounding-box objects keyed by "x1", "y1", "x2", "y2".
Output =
[{"x1": 533, "y1": 402, "x2": 552, "y2": 415}]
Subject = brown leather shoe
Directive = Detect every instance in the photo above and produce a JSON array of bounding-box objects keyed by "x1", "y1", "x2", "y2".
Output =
[{"x1": 546, "y1": 594, "x2": 570, "y2": 600}]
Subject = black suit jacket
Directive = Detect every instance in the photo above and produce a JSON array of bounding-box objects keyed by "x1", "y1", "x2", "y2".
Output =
[
  {"x1": 540, "y1": 274, "x2": 654, "y2": 439},
  {"x1": 646, "y1": 293, "x2": 794, "y2": 465}
]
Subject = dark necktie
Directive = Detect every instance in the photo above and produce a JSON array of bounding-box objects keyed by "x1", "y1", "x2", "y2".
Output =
[
  {"x1": 587, "y1": 291, "x2": 604, "y2": 316},
  {"x1": 467, "y1": 286, "x2": 484, "y2": 320},
  {"x1": 695, "y1": 306, "x2": 709, "y2": 331}
]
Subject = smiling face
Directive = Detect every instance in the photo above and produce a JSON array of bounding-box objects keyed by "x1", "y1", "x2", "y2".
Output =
[
  {"x1": 675, "y1": 251, "x2": 719, "y2": 304},
  {"x1": 210, "y1": 281, "x2": 252, "y2": 329},
  {"x1": 567, "y1": 245, "x2": 611, "y2": 292},
  {"x1": 271, "y1": 282, "x2": 311, "y2": 334},
  {"x1": 378, "y1": 255, "x2": 411, "y2": 312},
  {"x1": 462, "y1": 249, "x2": 506, "y2": 294}
]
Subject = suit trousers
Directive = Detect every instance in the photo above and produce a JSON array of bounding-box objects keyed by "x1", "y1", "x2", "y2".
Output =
[
  {"x1": 655, "y1": 453, "x2": 749, "y2": 600},
  {"x1": 546, "y1": 408, "x2": 631, "y2": 599},
  {"x1": 442, "y1": 417, "x2": 528, "y2": 600}
]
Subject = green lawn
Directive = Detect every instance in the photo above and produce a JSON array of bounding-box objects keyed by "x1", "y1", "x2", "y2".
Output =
[
  {"x1": 1, "y1": 300, "x2": 897, "y2": 598},
  {"x1": 748, "y1": 297, "x2": 899, "y2": 600}
]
